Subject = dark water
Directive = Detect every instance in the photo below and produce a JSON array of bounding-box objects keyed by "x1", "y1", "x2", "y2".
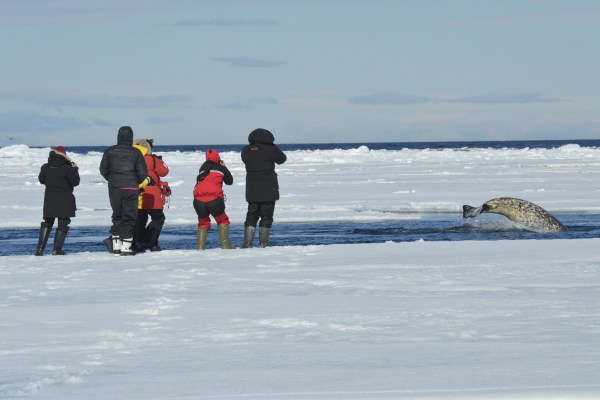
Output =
[
  {"x1": 4, "y1": 213, "x2": 599, "y2": 256},
  {"x1": 33, "y1": 138, "x2": 600, "y2": 155},
  {"x1": 5, "y1": 139, "x2": 599, "y2": 256}
]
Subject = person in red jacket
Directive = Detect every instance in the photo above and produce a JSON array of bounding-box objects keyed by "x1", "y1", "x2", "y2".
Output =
[
  {"x1": 193, "y1": 149, "x2": 235, "y2": 250},
  {"x1": 133, "y1": 138, "x2": 171, "y2": 252}
]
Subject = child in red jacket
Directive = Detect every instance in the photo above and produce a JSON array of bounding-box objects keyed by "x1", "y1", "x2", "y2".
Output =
[{"x1": 193, "y1": 149, "x2": 235, "y2": 250}]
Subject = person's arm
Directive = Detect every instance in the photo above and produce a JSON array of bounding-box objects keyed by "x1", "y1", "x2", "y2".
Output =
[
  {"x1": 154, "y1": 155, "x2": 169, "y2": 177},
  {"x1": 99, "y1": 152, "x2": 109, "y2": 180},
  {"x1": 38, "y1": 166, "x2": 46, "y2": 184},
  {"x1": 67, "y1": 164, "x2": 81, "y2": 187},
  {"x1": 271, "y1": 145, "x2": 287, "y2": 165},
  {"x1": 221, "y1": 164, "x2": 234, "y2": 186},
  {"x1": 135, "y1": 151, "x2": 149, "y2": 184}
]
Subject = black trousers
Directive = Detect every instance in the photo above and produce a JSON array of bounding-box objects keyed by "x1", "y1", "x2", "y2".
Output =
[
  {"x1": 43, "y1": 217, "x2": 70, "y2": 230},
  {"x1": 244, "y1": 201, "x2": 276, "y2": 228},
  {"x1": 193, "y1": 198, "x2": 226, "y2": 219},
  {"x1": 135, "y1": 209, "x2": 165, "y2": 248},
  {"x1": 109, "y1": 187, "x2": 139, "y2": 239}
]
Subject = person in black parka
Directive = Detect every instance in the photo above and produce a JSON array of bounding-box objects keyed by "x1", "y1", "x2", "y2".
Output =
[
  {"x1": 99, "y1": 126, "x2": 149, "y2": 255},
  {"x1": 241, "y1": 128, "x2": 287, "y2": 247},
  {"x1": 35, "y1": 146, "x2": 80, "y2": 256}
]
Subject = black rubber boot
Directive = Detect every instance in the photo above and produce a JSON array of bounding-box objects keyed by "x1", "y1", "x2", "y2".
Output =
[
  {"x1": 242, "y1": 226, "x2": 255, "y2": 248},
  {"x1": 52, "y1": 227, "x2": 69, "y2": 255},
  {"x1": 34, "y1": 222, "x2": 52, "y2": 256},
  {"x1": 145, "y1": 220, "x2": 164, "y2": 251},
  {"x1": 259, "y1": 227, "x2": 270, "y2": 248}
]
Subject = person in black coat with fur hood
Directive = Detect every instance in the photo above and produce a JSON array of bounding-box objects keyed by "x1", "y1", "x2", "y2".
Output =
[
  {"x1": 35, "y1": 146, "x2": 80, "y2": 256},
  {"x1": 241, "y1": 128, "x2": 287, "y2": 248}
]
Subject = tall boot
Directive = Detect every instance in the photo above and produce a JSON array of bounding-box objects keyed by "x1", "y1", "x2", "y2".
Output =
[
  {"x1": 34, "y1": 222, "x2": 52, "y2": 256},
  {"x1": 217, "y1": 224, "x2": 236, "y2": 249},
  {"x1": 145, "y1": 219, "x2": 165, "y2": 251},
  {"x1": 196, "y1": 228, "x2": 208, "y2": 250},
  {"x1": 242, "y1": 225, "x2": 255, "y2": 248},
  {"x1": 259, "y1": 227, "x2": 270, "y2": 248},
  {"x1": 120, "y1": 237, "x2": 136, "y2": 256},
  {"x1": 52, "y1": 226, "x2": 69, "y2": 255}
]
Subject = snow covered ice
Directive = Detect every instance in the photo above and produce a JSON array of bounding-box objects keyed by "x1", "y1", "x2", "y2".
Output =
[{"x1": 1, "y1": 144, "x2": 599, "y2": 399}]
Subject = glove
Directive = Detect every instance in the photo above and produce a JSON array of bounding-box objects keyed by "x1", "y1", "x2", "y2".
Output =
[{"x1": 139, "y1": 176, "x2": 156, "y2": 189}]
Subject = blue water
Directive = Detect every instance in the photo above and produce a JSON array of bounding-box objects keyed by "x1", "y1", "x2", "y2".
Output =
[
  {"x1": 5, "y1": 139, "x2": 599, "y2": 256},
  {"x1": 41, "y1": 138, "x2": 600, "y2": 155},
  {"x1": 4, "y1": 213, "x2": 600, "y2": 256}
]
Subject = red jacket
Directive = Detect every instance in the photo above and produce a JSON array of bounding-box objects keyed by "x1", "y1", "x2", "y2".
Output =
[
  {"x1": 141, "y1": 151, "x2": 170, "y2": 209},
  {"x1": 193, "y1": 150, "x2": 233, "y2": 202}
]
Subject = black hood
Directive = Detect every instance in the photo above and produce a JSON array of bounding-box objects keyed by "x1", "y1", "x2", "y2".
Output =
[
  {"x1": 117, "y1": 126, "x2": 134, "y2": 145},
  {"x1": 47, "y1": 150, "x2": 70, "y2": 167},
  {"x1": 248, "y1": 128, "x2": 275, "y2": 144}
]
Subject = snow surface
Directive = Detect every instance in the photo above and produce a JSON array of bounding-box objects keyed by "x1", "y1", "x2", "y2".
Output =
[{"x1": 1, "y1": 144, "x2": 599, "y2": 399}]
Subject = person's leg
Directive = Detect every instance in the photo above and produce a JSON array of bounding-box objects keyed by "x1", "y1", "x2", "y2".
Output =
[
  {"x1": 119, "y1": 190, "x2": 140, "y2": 255},
  {"x1": 144, "y1": 209, "x2": 165, "y2": 250},
  {"x1": 108, "y1": 187, "x2": 123, "y2": 253},
  {"x1": 34, "y1": 217, "x2": 54, "y2": 256},
  {"x1": 207, "y1": 198, "x2": 235, "y2": 249},
  {"x1": 194, "y1": 200, "x2": 211, "y2": 250},
  {"x1": 244, "y1": 202, "x2": 260, "y2": 227},
  {"x1": 258, "y1": 201, "x2": 276, "y2": 247},
  {"x1": 134, "y1": 210, "x2": 149, "y2": 251},
  {"x1": 214, "y1": 207, "x2": 235, "y2": 250},
  {"x1": 108, "y1": 187, "x2": 122, "y2": 236},
  {"x1": 242, "y1": 202, "x2": 260, "y2": 248},
  {"x1": 257, "y1": 201, "x2": 276, "y2": 228},
  {"x1": 52, "y1": 218, "x2": 71, "y2": 255}
]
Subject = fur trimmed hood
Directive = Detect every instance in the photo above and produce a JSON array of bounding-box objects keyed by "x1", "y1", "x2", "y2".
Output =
[{"x1": 133, "y1": 138, "x2": 153, "y2": 155}]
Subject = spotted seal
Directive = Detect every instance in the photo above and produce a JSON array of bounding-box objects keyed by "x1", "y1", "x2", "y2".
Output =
[{"x1": 462, "y1": 197, "x2": 567, "y2": 232}]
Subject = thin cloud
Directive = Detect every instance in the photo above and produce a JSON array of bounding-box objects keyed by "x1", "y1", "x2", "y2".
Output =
[
  {"x1": 0, "y1": 1, "x2": 171, "y2": 26},
  {"x1": 0, "y1": 111, "x2": 89, "y2": 134},
  {"x1": 451, "y1": 12, "x2": 600, "y2": 26},
  {"x1": 350, "y1": 91, "x2": 565, "y2": 106},
  {"x1": 213, "y1": 57, "x2": 285, "y2": 68},
  {"x1": 349, "y1": 92, "x2": 430, "y2": 106},
  {"x1": 144, "y1": 116, "x2": 183, "y2": 124},
  {"x1": 216, "y1": 97, "x2": 278, "y2": 110},
  {"x1": 174, "y1": 17, "x2": 276, "y2": 27},
  {"x1": 449, "y1": 93, "x2": 565, "y2": 104},
  {"x1": 0, "y1": 91, "x2": 193, "y2": 109}
]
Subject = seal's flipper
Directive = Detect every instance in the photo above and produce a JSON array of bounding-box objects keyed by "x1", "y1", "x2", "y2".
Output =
[{"x1": 463, "y1": 205, "x2": 482, "y2": 218}]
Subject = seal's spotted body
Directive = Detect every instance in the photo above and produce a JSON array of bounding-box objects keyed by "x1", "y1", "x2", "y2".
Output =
[{"x1": 463, "y1": 197, "x2": 567, "y2": 232}]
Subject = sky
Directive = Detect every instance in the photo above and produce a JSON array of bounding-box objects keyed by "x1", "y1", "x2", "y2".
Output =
[{"x1": 1, "y1": 0, "x2": 599, "y2": 146}]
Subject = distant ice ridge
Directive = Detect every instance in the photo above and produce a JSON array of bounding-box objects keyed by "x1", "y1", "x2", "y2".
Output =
[{"x1": 0, "y1": 144, "x2": 598, "y2": 228}]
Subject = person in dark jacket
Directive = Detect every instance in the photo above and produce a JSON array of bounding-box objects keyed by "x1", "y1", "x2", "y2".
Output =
[
  {"x1": 241, "y1": 128, "x2": 287, "y2": 247},
  {"x1": 99, "y1": 126, "x2": 149, "y2": 255},
  {"x1": 35, "y1": 146, "x2": 80, "y2": 256},
  {"x1": 193, "y1": 149, "x2": 235, "y2": 250}
]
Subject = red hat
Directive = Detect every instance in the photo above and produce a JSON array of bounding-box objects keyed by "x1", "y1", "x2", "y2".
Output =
[
  {"x1": 54, "y1": 146, "x2": 66, "y2": 153},
  {"x1": 205, "y1": 149, "x2": 220, "y2": 163}
]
